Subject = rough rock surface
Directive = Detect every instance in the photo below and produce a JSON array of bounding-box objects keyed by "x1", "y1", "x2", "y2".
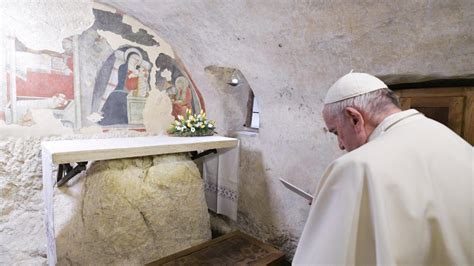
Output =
[
  {"x1": 56, "y1": 154, "x2": 211, "y2": 265},
  {"x1": 0, "y1": 0, "x2": 94, "y2": 52},
  {"x1": 0, "y1": 138, "x2": 46, "y2": 265},
  {"x1": 0, "y1": 134, "x2": 211, "y2": 265},
  {"x1": 100, "y1": 0, "x2": 474, "y2": 257}
]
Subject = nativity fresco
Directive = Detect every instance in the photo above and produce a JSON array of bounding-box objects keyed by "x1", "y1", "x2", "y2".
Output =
[
  {"x1": 87, "y1": 6, "x2": 205, "y2": 128},
  {"x1": 3, "y1": 38, "x2": 76, "y2": 127},
  {"x1": 0, "y1": 3, "x2": 205, "y2": 132},
  {"x1": 91, "y1": 46, "x2": 152, "y2": 125}
]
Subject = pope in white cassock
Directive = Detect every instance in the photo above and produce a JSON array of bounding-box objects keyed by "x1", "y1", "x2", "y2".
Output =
[{"x1": 293, "y1": 72, "x2": 473, "y2": 265}]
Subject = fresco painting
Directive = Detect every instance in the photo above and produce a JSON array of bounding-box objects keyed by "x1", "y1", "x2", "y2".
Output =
[
  {"x1": 154, "y1": 53, "x2": 205, "y2": 118},
  {"x1": 3, "y1": 38, "x2": 76, "y2": 127},
  {"x1": 91, "y1": 46, "x2": 152, "y2": 125},
  {"x1": 0, "y1": 4, "x2": 206, "y2": 131},
  {"x1": 88, "y1": 7, "x2": 205, "y2": 127}
]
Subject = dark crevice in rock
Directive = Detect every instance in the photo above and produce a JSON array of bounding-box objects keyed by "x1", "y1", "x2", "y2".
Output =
[
  {"x1": 80, "y1": 176, "x2": 88, "y2": 224},
  {"x1": 139, "y1": 211, "x2": 157, "y2": 239}
]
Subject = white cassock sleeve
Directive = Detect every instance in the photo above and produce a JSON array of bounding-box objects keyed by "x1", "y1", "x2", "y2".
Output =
[{"x1": 292, "y1": 159, "x2": 376, "y2": 265}]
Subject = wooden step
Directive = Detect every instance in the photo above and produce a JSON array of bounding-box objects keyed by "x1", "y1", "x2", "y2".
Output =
[{"x1": 146, "y1": 231, "x2": 285, "y2": 265}]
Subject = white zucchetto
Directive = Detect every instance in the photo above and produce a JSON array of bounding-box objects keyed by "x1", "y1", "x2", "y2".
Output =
[{"x1": 324, "y1": 72, "x2": 388, "y2": 104}]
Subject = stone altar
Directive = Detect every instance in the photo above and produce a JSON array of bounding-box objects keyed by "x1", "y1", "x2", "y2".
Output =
[{"x1": 41, "y1": 136, "x2": 239, "y2": 265}]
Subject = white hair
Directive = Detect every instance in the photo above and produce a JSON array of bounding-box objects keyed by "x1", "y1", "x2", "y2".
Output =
[{"x1": 324, "y1": 87, "x2": 401, "y2": 122}]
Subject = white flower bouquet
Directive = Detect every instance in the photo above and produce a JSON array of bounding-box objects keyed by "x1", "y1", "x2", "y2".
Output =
[{"x1": 167, "y1": 109, "x2": 216, "y2": 137}]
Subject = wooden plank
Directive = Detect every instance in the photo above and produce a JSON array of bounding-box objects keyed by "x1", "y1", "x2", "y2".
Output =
[
  {"x1": 395, "y1": 86, "x2": 473, "y2": 145},
  {"x1": 396, "y1": 87, "x2": 472, "y2": 97},
  {"x1": 146, "y1": 232, "x2": 239, "y2": 265},
  {"x1": 42, "y1": 136, "x2": 238, "y2": 164},
  {"x1": 146, "y1": 231, "x2": 285, "y2": 265},
  {"x1": 399, "y1": 97, "x2": 411, "y2": 110},
  {"x1": 398, "y1": 96, "x2": 465, "y2": 136},
  {"x1": 447, "y1": 97, "x2": 464, "y2": 135},
  {"x1": 408, "y1": 96, "x2": 459, "y2": 108},
  {"x1": 236, "y1": 231, "x2": 284, "y2": 254},
  {"x1": 259, "y1": 253, "x2": 287, "y2": 266},
  {"x1": 464, "y1": 95, "x2": 474, "y2": 145}
]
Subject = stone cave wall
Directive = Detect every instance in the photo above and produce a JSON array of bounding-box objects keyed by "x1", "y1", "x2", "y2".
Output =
[
  {"x1": 1, "y1": 0, "x2": 473, "y2": 263},
  {"x1": 101, "y1": 0, "x2": 474, "y2": 259}
]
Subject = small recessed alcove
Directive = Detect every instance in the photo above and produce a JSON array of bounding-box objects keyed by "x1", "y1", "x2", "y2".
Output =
[{"x1": 205, "y1": 66, "x2": 259, "y2": 133}]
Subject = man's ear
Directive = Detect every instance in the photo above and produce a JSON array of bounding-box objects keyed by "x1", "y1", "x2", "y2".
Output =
[{"x1": 344, "y1": 107, "x2": 365, "y2": 131}]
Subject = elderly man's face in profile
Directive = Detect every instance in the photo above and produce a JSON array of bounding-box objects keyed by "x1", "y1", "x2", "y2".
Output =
[{"x1": 323, "y1": 107, "x2": 367, "y2": 152}]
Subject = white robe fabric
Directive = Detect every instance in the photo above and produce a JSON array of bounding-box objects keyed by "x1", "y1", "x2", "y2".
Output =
[{"x1": 293, "y1": 109, "x2": 473, "y2": 265}]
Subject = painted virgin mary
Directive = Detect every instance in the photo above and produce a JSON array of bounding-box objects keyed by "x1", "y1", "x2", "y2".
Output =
[{"x1": 91, "y1": 46, "x2": 151, "y2": 125}]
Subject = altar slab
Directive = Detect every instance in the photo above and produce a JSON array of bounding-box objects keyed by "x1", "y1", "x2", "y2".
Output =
[
  {"x1": 41, "y1": 135, "x2": 239, "y2": 266},
  {"x1": 42, "y1": 135, "x2": 238, "y2": 164}
]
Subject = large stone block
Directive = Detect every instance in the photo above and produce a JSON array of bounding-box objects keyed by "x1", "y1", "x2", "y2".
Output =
[{"x1": 55, "y1": 154, "x2": 211, "y2": 265}]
